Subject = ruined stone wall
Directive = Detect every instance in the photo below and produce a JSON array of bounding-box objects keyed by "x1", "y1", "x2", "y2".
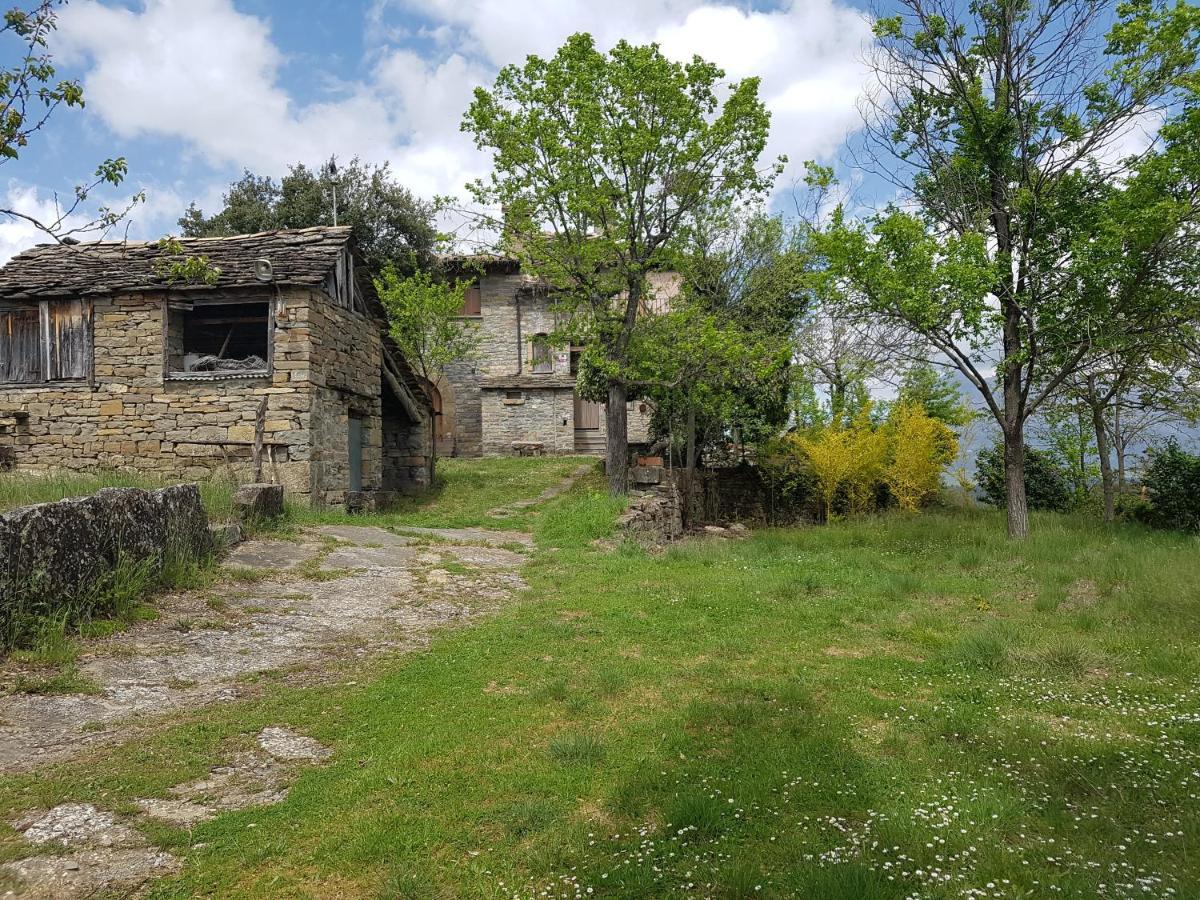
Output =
[
  {"x1": 0, "y1": 484, "x2": 211, "y2": 647},
  {"x1": 481, "y1": 387, "x2": 576, "y2": 455},
  {"x1": 0, "y1": 290, "x2": 317, "y2": 496},
  {"x1": 617, "y1": 478, "x2": 684, "y2": 544}
]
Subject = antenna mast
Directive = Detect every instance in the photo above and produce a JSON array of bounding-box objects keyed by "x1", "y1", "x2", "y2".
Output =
[{"x1": 325, "y1": 157, "x2": 339, "y2": 227}]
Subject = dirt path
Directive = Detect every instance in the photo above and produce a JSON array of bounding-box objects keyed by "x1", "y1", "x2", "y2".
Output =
[{"x1": 0, "y1": 522, "x2": 530, "y2": 774}]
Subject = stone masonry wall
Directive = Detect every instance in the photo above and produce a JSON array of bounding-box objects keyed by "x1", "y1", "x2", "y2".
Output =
[
  {"x1": 481, "y1": 387, "x2": 575, "y2": 455},
  {"x1": 0, "y1": 484, "x2": 211, "y2": 646},
  {"x1": 305, "y1": 296, "x2": 384, "y2": 507},
  {"x1": 382, "y1": 397, "x2": 433, "y2": 495},
  {"x1": 442, "y1": 360, "x2": 481, "y2": 457},
  {"x1": 0, "y1": 283, "x2": 425, "y2": 507},
  {"x1": 0, "y1": 290, "x2": 316, "y2": 495},
  {"x1": 450, "y1": 271, "x2": 652, "y2": 455},
  {"x1": 617, "y1": 477, "x2": 684, "y2": 544}
]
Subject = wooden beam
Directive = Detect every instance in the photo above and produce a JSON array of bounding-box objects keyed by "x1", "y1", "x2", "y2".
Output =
[{"x1": 381, "y1": 351, "x2": 423, "y2": 422}]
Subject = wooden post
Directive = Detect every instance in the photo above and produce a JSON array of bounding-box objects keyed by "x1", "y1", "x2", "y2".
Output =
[{"x1": 252, "y1": 396, "x2": 268, "y2": 483}]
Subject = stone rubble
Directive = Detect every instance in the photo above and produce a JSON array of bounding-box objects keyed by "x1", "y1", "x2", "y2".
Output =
[{"x1": 3, "y1": 726, "x2": 333, "y2": 898}]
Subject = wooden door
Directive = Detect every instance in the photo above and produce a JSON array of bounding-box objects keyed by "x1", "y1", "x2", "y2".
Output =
[
  {"x1": 348, "y1": 415, "x2": 364, "y2": 492},
  {"x1": 574, "y1": 394, "x2": 601, "y2": 430}
]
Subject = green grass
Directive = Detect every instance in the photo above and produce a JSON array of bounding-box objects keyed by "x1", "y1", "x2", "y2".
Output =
[
  {"x1": 0, "y1": 477, "x2": 1198, "y2": 898},
  {"x1": 289, "y1": 454, "x2": 597, "y2": 531},
  {"x1": 0, "y1": 470, "x2": 236, "y2": 522}
]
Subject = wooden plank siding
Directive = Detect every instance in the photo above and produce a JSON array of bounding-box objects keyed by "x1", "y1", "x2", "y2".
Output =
[
  {"x1": 0, "y1": 306, "x2": 42, "y2": 383},
  {"x1": 43, "y1": 298, "x2": 90, "y2": 380},
  {"x1": 0, "y1": 299, "x2": 91, "y2": 383}
]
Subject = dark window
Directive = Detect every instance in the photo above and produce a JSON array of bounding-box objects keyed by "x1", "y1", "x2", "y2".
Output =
[
  {"x1": 0, "y1": 299, "x2": 90, "y2": 384},
  {"x1": 458, "y1": 283, "x2": 482, "y2": 317},
  {"x1": 531, "y1": 333, "x2": 553, "y2": 374},
  {"x1": 167, "y1": 300, "x2": 270, "y2": 376},
  {"x1": 505, "y1": 390, "x2": 523, "y2": 401},
  {"x1": 569, "y1": 346, "x2": 583, "y2": 376}
]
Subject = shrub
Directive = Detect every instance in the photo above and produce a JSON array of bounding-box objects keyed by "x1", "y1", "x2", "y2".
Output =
[
  {"x1": 884, "y1": 401, "x2": 959, "y2": 512},
  {"x1": 1139, "y1": 441, "x2": 1200, "y2": 532},
  {"x1": 976, "y1": 443, "x2": 1071, "y2": 512},
  {"x1": 797, "y1": 410, "x2": 889, "y2": 521},
  {"x1": 758, "y1": 433, "x2": 818, "y2": 522},
  {"x1": 760, "y1": 403, "x2": 956, "y2": 523}
]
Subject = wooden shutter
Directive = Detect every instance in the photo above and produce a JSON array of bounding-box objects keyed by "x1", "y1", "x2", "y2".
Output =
[
  {"x1": 0, "y1": 306, "x2": 43, "y2": 383},
  {"x1": 460, "y1": 284, "x2": 481, "y2": 317},
  {"x1": 43, "y1": 299, "x2": 90, "y2": 380}
]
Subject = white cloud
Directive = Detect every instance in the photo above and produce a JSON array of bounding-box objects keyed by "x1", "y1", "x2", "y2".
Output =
[
  {"x1": 0, "y1": 183, "x2": 92, "y2": 263},
  {"x1": 50, "y1": 0, "x2": 876, "y2": 240}
]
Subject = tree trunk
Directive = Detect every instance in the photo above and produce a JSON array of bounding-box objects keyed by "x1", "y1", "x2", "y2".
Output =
[
  {"x1": 1113, "y1": 403, "x2": 1127, "y2": 491},
  {"x1": 1003, "y1": 425, "x2": 1030, "y2": 539},
  {"x1": 1090, "y1": 401, "x2": 1116, "y2": 524},
  {"x1": 428, "y1": 412, "x2": 438, "y2": 487},
  {"x1": 682, "y1": 405, "x2": 697, "y2": 528},
  {"x1": 606, "y1": 380, "x2": 629, "y2": 495}
]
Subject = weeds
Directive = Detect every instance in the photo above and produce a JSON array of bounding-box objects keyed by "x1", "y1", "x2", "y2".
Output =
[{"x1": 548, "y1": 732, "x2": 605, "y2": 766}]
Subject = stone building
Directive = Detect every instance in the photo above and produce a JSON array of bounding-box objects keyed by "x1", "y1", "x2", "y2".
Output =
[
  {"x1": 0, "y1": 227, "x2": 432, "y2": 508},
  {"x1": 438, "y1": 258, "x2": 676, "y2": 457}
]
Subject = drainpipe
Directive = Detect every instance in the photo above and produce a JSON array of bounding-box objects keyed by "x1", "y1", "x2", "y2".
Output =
[{"x1": 515, "y1": 290, "x2": 523, "y2": 374}]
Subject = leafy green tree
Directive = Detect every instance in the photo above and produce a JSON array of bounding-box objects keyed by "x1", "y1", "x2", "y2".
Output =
[
  {"x1": 976, "y1": 444, "x2": 1072, "y2": 514},
  {"x1": 1033, "y1": 399, "x2": 1099, "y2": 509},
  {"x1": 463, "y1": 32, "x2": 778, "y2": 494},
  {"x1": 1140, "y1": 440, "x2": 1200, "y2": 532},
  {"x1": 818, "y1": 0, "x2": 1200, "y2": 538},
  {"x1": 1057, "y1": 103, "x2": 1200, "y2": 521},
  {"x1": 897, "y1": 363, "x2": 974, "y2": 427},
  {"x1": 374, "y1": 267, "x2": 481, "y2": 471},
  {"x1": 656, "y1": 211, "x2": 803, "y2": 468},
  {"x1": 0, "y1": 1, "x2": 141, "y2": 240},
  {"x1": 181, "y1": 158, "x2": 438, "y2": 274}
]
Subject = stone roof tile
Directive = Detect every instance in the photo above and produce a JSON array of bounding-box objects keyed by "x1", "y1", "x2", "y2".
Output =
[{"x1": 0, "y1": 226, "x2": 353, "y2": 302}]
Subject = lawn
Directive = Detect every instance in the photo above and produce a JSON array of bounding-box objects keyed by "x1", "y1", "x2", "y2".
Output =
[
  {"x1": 289, "y1": 454, "x2": 596, "y2": 531},
  {"x1": 0, "y1": 454, "x2": 592, "y2": 530},
  {"x1": 0, "y1": 470, "x2": 237, "y2": 522},
  {"x1": 0, "y1": 469, "x2": 1197, "y2": 898}
]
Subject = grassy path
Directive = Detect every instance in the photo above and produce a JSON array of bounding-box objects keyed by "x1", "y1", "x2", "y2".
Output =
[{"x1": 1, "y1": 466, "x2": 1198, "y2": 897}]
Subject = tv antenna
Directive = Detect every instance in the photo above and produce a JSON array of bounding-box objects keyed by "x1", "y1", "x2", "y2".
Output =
[{"x1": 325, "y1": 157, "x2": 339, "y2": 227}]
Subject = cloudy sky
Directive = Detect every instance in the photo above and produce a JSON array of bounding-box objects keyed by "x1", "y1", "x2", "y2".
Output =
[{"x1": 0, "y1": 0, "x2": 885, "y2": 261}]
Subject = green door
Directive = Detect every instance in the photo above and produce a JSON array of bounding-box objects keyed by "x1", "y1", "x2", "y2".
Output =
[{"x1": 348, "y1": 415, "x2": 364, "y2": 492}]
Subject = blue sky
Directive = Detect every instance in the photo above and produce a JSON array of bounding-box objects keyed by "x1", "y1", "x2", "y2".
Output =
[{"x1": 0, "y1": 0, "x2": 885, "y2": 259}]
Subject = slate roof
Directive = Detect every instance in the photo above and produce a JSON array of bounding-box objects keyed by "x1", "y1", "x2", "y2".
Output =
[{"x1": 0, "y1": 226, "x2": 354, "y2": 302}]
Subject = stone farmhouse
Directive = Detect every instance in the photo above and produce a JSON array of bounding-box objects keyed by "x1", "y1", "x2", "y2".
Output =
[
  {"x1": 437, "y1": 257, "x2": 678, "y2": 457},
  {"x1": 0, "y1": 227, "x2": 432, "y2": 508}
]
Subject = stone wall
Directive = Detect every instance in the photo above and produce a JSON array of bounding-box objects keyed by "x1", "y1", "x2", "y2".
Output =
[
  {"x1": 382, "y1": 394, "x2": 433, "y2": 495},
  {"x1": 685, "y1": 465, "x2": 770, "y2": 525},
  {"x1": 0, "y1": 484, "x2": 211, "y2": 646},
  {"x1": 442, "y1": 360, "x2": 482, "y2": 457},
  {"x1": 0, "y1": 282, "x2": 428, "y2": 507},
  {"x1": 617, "y1": 473, "x2": 684, "y2": 544},
  {"x1": 480, "y1": 386, "x2": 576, "y2": 455},
  {"x1": 0, "y1": 290, "x2": 314, "y2": 493},
  {"x1": 306, "y1": 298, "x2": 383, "y2": 507}
]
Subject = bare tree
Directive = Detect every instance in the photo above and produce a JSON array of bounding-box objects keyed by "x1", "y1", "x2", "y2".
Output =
[{"x1": 0, "y1": 1, "x2": 142, "y2": 242}]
